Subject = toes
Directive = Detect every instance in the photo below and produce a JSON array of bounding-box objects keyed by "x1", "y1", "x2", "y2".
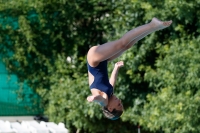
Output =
[{"x1": 163, "y1": 21, "x2": 172, "y2": 26}]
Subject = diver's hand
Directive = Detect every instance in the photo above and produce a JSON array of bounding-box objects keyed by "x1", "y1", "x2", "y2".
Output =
[
  {"x1": 87, "y1": 95, "x2": 95, "y2": 102},
  {"x1": 87, "y1": 95, "x2": 107, "y2": 106},
  {"x1": 115, "y1": 61, "x2": 124, "y2": 68}
]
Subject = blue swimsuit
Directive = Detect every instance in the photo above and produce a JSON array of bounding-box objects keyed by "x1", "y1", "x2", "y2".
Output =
[{"x1": 87, "y1": 60, "x2": 113, "y2": 98}]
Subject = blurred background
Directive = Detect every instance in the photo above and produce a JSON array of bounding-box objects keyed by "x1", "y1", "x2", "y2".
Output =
[{"x1": 0, "y1": 0, "x2": 200, "y2": 133}]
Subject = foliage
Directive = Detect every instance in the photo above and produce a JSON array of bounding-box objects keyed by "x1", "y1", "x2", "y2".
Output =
[
  {"x1": 141, "y1": 38, "x2": 200, "y2": 133},
  {"x1": 1, "y1": 0, "x2": 200, "y2": 133},
  {"x1": 121, "y1": 1, "x2": 200, "y2": 133}
]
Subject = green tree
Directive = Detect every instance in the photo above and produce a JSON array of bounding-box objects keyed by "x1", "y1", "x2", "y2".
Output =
[
  {"x1": 121, "y1": 1, "x2": 200, "y2": 133},
  {"x1": 140, "y1": 38, "x2": 200, "y2": 133}
]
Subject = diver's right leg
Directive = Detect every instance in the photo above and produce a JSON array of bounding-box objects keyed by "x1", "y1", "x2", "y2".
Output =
[{"x1": 107, "y1": 18, "x2": 172, "y2": 61}]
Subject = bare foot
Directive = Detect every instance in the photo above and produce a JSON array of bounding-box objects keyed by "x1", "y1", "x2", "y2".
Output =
[{"x1": 151, "y1": 17, "x2": 172, "y2": 30}]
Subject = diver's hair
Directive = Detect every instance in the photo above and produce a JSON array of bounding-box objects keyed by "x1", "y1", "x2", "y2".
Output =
[{"x1": 102, "y1": 107, "x2": 123, "y2": 120}]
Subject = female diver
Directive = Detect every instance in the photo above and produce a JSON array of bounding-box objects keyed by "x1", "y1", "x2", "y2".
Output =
[{"x1": 86, "y1": 18, "x2": 172, "y2": 120}]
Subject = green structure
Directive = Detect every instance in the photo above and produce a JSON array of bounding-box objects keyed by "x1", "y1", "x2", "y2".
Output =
[
  {"x1": 0, "y1": 13, "x2": 42, "y2": 116},
  {"x1": 0, "y1": 60, "x2": 42, "y2": 116}
]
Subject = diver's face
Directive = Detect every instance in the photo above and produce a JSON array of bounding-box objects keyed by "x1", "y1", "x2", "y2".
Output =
[{"x1": 107, "y1": 95, "x2": 123, "y2": 112}]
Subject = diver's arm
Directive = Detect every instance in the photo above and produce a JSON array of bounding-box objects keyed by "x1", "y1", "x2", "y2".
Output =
[{"x1": 109, "y1": 61, "x2": 124, "y2": 88}]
